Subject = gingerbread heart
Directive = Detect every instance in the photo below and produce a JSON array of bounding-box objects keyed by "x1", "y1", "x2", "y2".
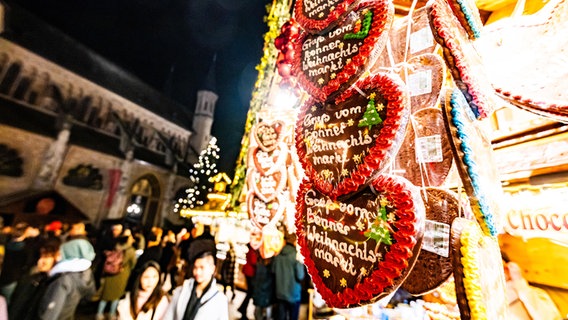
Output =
[
  {"x1": 248, "y1": 168, "x2": 287, "y2": 203},
  {"x1": 429, "y1": 0, "x2": 496, "y2": 119},
  {"x1": 442, "y1": 88, "x2": 503, "y2": 237},
  {"x1": 249, "y1": 142, "x2": 289, "y2": 176},
  {"x1": 253, "y1": 121, "x2": 284, "y2": 152},
  {"x1": 295, "y1": 174, "x2": 425, "y2": 308},
  {"x1": 295, "y1": 73, "x2": 409, "y2": 199},
  {"x1": 399, "y1": 54, "x2": 446, "y2": 114},
  {"x1": 451, "y1": 218, "x2": 508, "y2": 319},
  {"x1": 395, "y1": 107, "x2": 454, "y2": 187},
  {"x1": 293, "y1": 1, "x2": 394, "y2": 102},
  {"x1": 248, "y1": 192, "x2": 285, "y2": 230},
  {"x1": 294, "y1": 0, "x2": 360, "y2": 33},
  {"x1": 259, "y1": 225, "x2": 285, "y2": 259},
  {"x1": 476, "y1": 0, "x2": 568, "y2": 120}
]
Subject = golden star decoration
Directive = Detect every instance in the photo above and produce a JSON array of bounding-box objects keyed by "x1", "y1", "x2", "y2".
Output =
[
  {"x1": 339, "y1": 42, "x2": 344, "y2": 49},
  {"x1": 360, "y1": 267, "x2": 367, "y2": 276},
  {"x1": 323, "y1": 269, "x2": 330, "y2": 278},
  {"x1": 340, "y1": 278, "x2": 347, "y2": 287},
  {"x1": 369, "y1": 92, "x2": 376, "y2": 99},
  {"x1": 346, "y1": 58, "x2": 351, "y2": 64},
  {"x1": 341, "y1": 169, "x2": 349, "y2": 176},
  {"x1": 379, "y1": 197, "x2": 389, "y2": 208},
  {"x1": 387, "y1": 212, "x2": 396, "y2": 223},
  {"x1": 376, "y1": 103, "x2": 385, "y2": 111},
  {"x1": 331, "y1": 73, "x2": 336, "y2": 79},
  {"x1": 353, "y1": 154, "x2": 361, "y2": 164},
  {"x1": 356, "y1": 220, "x2": 366, "y2": 231},
  {"x1": 311, "y1": 105, "x2": 317, "y2": 112},
  {"x1": 318, "y1": 78, "x2": 324, "y2": 85},
  {"x1": 347, "y1": 119, "x2": 355, "y2": 126},
  {"x1": 319, "y1": 12, "x2": 324, "y2": 18}
]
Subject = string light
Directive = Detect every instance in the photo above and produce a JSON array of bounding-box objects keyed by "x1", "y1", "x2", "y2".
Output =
[{"x1": 174, "y1": 137, "x2": 220, "y2": 213}]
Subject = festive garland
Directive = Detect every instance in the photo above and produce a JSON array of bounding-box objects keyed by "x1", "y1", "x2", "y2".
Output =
[{"x1": 229, "y1": 0, "x2": 292, "y2": 209}]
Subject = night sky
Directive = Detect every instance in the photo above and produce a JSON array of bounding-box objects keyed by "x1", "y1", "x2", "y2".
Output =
[{"x1": 10, "y1": 0, "x2": 270, "y2": 176}]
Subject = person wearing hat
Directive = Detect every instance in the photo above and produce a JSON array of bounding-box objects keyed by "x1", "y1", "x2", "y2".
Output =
[
  {"x1": 36, "y1": 234, "x2": 97, "y2": 320},
  {"x1": 163, "y1": 248, "x2": 228, "y2": 320}
]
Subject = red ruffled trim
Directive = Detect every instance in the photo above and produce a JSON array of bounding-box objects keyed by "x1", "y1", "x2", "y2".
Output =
[
  {"x1": 292, "y1": 0, "x2": 393, "y2": 102},
  {"x1": 295, "y1": 73, "x2": 408, "y2": 199},
  {"x1": 295, "y1": 175, "x2": 420, "y2": 308},
  {"x1": 430, "y1": 0, "x2": 491, "y2": 119},
  {"x1": 294, "y1": 0, "x2": 358, "y2": 33}
]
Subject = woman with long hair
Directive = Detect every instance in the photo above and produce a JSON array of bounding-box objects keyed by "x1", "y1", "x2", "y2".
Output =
[{"x1": 117, "y1": 261, "x2": 169, "y2": 320}]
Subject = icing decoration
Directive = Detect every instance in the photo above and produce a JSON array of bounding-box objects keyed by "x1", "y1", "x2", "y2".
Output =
[
  {"x1": 248, "y1": 192, "x2": 286, "y2": 230},
  {"x1": 253, "y1": 121, "x2": 284, "y2": 152},
  {"x1": 429, "y1": 0, "x2": 496, "y2": 119},
  {"x1": 402, "y1": 188, "x2": 460, "y2": 295},
  {"x1": 295, "y1": 73, "x2": 409, "y2": 199},
  {"x1": 442, "y1": 88, "x2": 501, "y2": 237},
  {"x1": 294, "y1": 0, "x2": 360, "y2": 33},
  {"x1": 444, "y1": 0, "x2": 483, "y2": 39},
  {"x1": 451, "y1": 218, "x2": 508, "y2": 320},
  {"x1": 395, "y1": 107, "x2": 454, "y2": 187},
  {"x1": 295, "y1": 174, "x2": 425, "y2": 308},
  {"x1": 249, "y1": 142, "x2": 289, "y2": 176},
  {"x1": 476, "y1": 0, "x2": 568, "y2": 122},
  {"x1": 293, "y1": 1, "x2": 394, "y2": 102},
  {"x1": 248, "y1": 168, "x2": 288, "y2": 203}
]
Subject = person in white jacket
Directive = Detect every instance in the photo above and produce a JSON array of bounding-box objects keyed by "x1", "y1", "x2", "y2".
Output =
[{"x1": 163, "y1": 250, "x2": 228, "y2": 320}]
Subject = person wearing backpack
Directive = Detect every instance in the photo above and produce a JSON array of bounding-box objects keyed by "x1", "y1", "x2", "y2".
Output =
[{"x1": 97, "y1": 229, "x2": 137, "y2": 320}]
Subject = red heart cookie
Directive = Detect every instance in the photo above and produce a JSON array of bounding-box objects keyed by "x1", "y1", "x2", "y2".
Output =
[
  {"x1": 295, "y1": 73, "x2": 409, "y2": 199},
  {"x1": 294, "y1": 0, "x2": 360, "y2": 33},
  {"x1": 293, "y1": 1, "x2": 394, "y2": 102},
  {"x1": 253, "y1": 121, "x2": 284, "y2": 152},
  {"x1": 249, "y1": 142, "x2": 289, "y2": 176},
  {"x1": 248, "y1": 168, "x2": 287, "y2": 203},
  {"x1": 295, "y1": 174, "x2": 425, "y2": 308},
  {"x1": 248, "y1": 192, "x2": 285, "y2": 230}
]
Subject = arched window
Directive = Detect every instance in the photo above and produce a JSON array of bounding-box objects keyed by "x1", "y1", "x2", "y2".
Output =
[{"x1": 125, "y1": 174, "x2": 161, "y2": 228}]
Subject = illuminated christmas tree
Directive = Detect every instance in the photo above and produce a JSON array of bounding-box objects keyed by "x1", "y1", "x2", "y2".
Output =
[{"x1": 174, "y1": 137, "x2": 220, "y2": 213}]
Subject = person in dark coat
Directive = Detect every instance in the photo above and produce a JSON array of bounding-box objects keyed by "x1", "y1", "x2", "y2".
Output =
[
  {"x1": 127, "y1": 227, "x2": 163, "y2": 292},
  {"x1": 0, "y1": 223, "x2": 37, "y2": 304},
  {"x1": 8, "y1": 237, "x2": 61, "y2": 320},
  {"x1": 272, "y1": 233, "x2": 304, "y2": 320},
  {"x1": 252, "y1": 257, "x2": 275, "y2": 320},
  {"x1": 238, "y1": 244, "x2": 257, "y2": 318},
  {"x1": 36, "y1": 235, "x2": 97, "y2": 320}
]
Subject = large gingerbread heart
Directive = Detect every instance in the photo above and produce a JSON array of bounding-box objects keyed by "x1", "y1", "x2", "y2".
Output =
[
  {"x1": 248, "y1": 192, "x2": 285, "y2": 230},
  {"x1": 248, "y1": 168, "x2": 287, "y2": 203},
  {"x1": 451, "y1": 218, "x2": 508, "y2": 319},
  {"x1": 253, "y1": 121, "x2": 284, "y2": 152},
  {"x1": 429, "y1": 0, "x2": 496, "y2": 119},
  {"x1": 476, "y1": 0, "x2": 568, "y2": 121},
  {"x1": 249, "y1": 142, "x2": 289, "y2": 176},
  {"x1": 294, "y1": 0, "x2": 360, "y2": 33},
  {"x1": 295, "y1": 73, "x2": 409, "y2": 199},
  {"x1": 296, "y1": 174, "x2": 425, "y2": 308},
  {"x1": 442, "y1": 88, "x2": 503, "y2": 237},
  {"x1": 293, "y1": 1, "x2": 394, "y2": 102}
]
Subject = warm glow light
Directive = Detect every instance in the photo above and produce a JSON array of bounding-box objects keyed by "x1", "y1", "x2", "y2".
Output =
[{"x1": 272, "y1": 88, "x2": 299, "y2": 109}]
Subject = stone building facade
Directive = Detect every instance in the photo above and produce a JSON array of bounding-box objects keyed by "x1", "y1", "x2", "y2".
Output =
[{"x1": 0, "y1": 3, "x2": 214, "y2": 228}]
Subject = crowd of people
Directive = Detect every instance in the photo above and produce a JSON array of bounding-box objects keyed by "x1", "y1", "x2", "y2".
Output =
[{"x1": 0, "y1": 220, "x2": 307, "y2": 320}]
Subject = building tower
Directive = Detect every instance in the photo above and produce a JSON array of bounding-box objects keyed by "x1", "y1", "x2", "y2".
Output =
[{"x1": 189, "y1": 55, "x2": 218, "y2": 161}]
